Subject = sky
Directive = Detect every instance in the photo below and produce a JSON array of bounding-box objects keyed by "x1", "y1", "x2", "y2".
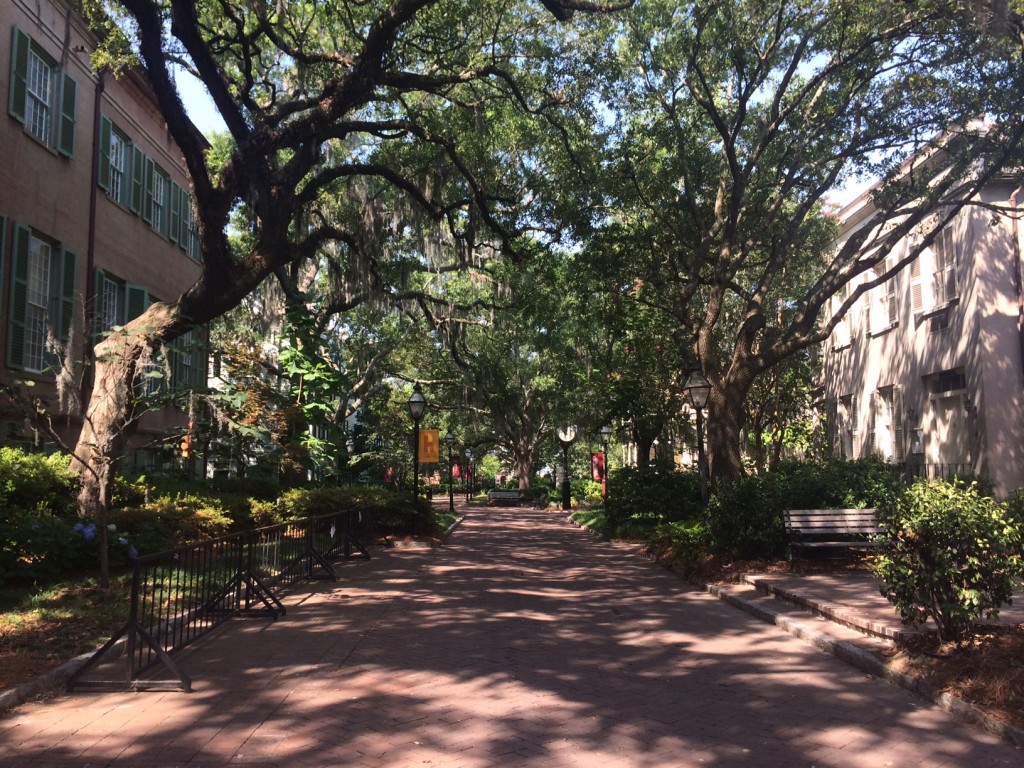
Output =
[{"x1": 177, "y1": 69, "x2": 226, "y2": 137}]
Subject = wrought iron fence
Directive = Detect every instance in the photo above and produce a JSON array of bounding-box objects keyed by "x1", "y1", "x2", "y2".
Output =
[
  {"x1": 888, "y1": 462, "x2": 977, "y2": 485},
  {"x1": 67, "y1": 508, "x2": 371, "y2": 693}
]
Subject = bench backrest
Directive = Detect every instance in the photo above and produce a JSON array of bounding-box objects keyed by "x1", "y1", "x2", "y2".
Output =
[{"x1": 784, "y1": 508, "x2": 880, "y2": 536}]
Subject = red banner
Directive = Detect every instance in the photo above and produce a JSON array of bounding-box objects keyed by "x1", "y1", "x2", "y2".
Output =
[{"x1": 591, "y1": 452, "x2": 605, "y2": 482}]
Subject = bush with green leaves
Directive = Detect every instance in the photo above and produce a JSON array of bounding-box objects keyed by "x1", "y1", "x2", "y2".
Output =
[
  {"x1": 0, "y1": 447, "x2": 78, "y2": 516},
  {"x1": 0, "y1": 448, "x2": 83, "y2": 584},
  {"x1": 704, "y1": 457, "x2": 902, "y2": 560},
  {"x1": 873, "y1": 480, "x2": 1023, "y2": 644},
  {"x1": 604, "y1": 467, "x2": 704, "y2": 536}
]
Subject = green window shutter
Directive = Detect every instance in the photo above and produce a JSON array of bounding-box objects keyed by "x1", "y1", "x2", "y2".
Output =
[
  {"x1": 168, "y1": 181, "x2": 181, "y2": 243},
  {"x1": 56, "y1": 73, "x2": 76, "y2": 157},
  {"x1": 142, "y1": 158, "x2": 154, "y2": 224},
  {"x1": 130, "y1": 146, "x2": 144, "y2": 214},
  {"x1": 8, "y1": 27, "x2": 29, "y2": 124},
  {"x1": 125, "y1": 284, "x2": 149, "y2": 321},
  {"x1": 0, "y1": 216, "x2": 6, "y2": 303},
  {"x1": 98, "y1": 116, "x2": 111, "y2": 192},
  {"x1": 190, "y1": 329, "x2": 207, "y2": 389},
  {"x1": 159, "y1": 172, "x2": 170, "y2": 238},
  {"x1": 6, "y1": 223, "x2": 31, "y2": 369},
  {"x1": 57, "y1": 247, "x2": 77, "y2": 342},
  {"x1": 92, "y1": 267, "x2": 106, "y2": 344},
  {"x1": 179, "y1": 188, "x2": 191, "y2": 250}
]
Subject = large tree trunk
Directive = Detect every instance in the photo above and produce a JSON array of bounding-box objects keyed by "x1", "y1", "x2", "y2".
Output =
[
  {"x1": 705, "y1": 380, "x2": 750, "y2": 483},
  {"x1": 514, "y1": 441, "x2": 533, "y2": 490},
  {"x1": 72, "y1": 302, "x2": 188, "y2": 584}
]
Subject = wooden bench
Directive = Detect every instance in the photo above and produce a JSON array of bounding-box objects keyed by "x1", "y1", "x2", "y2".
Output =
[
  {"x1": 487, "y1": 490, "x2": 523, "y2": 506},
  {"x1": 783, "y1": 508, "x2": 882, "y2": 571}
]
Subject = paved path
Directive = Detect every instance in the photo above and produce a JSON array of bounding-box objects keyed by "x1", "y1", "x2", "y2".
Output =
[{"x1": 1, "y1": 506, "x2": 1021, "y2": 767}]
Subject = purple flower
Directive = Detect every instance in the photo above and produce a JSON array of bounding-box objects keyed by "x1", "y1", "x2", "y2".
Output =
[
  {"x1": 118, "y1": 537, "x2": 128, "y2": 546},
  {"x1": 128, "y1": 546, "x2": 138, "y2": 560},
  {"x1": 82, "y1": 524, "x2": 96, "y2": 542}
]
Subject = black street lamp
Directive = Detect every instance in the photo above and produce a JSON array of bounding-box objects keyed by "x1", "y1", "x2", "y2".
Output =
[
  {"x1": 464, "y1": 447, "x2": 473, "y2": 501},
  {"x1": 407, "y1": 384, "x2": 427, "y2": 509},
  {"x1": 444, "y1": 430, "x2": 456, "y2": 514},
  {"x1": 599, "y1": 424, "x2": 614, "y2": 502},
  {"x1": 684, "y1": 366, "x2": 711, "y2": 505},
  {"x1": 557, "y1": 425, "x2": 577, "y2": 511}
]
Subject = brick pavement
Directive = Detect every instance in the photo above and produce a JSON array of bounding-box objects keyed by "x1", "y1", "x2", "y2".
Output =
[{"x1": 1, "y1": 505, "x2": 1022, "y2": 767}]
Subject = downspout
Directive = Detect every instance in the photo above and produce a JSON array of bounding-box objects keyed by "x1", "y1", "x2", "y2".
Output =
[
  {"x1": 80, "y1": 69, "x2": 107, "y2": 409},
  {"x1": 1011, "y1": 186, "x2": 1024, "y2": 388}
]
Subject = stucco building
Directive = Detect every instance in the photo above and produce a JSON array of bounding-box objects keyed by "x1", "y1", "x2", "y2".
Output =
[
  {"x1": 819, "y1": 178, "x2": 1024, "y2": 497},
  {"x1": 1, "y1": 0, "x2": 205, "y2": 465}
]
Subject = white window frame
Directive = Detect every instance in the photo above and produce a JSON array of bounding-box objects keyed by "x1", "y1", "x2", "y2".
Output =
[
  {"x1": 25, "y1": 48, "x2": 53, "y2": 145},
  {"x1": 25, "y1": 236, "x2": 53, "y2": 373}
]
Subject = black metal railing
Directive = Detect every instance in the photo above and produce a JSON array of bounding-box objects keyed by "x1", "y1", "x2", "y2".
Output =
[
  {"x1": 67, "y1": 508, "x2": 371, "y2": 693},
  {"x1": 890, "y1": 462, "x2": 977, "y2": 485}
]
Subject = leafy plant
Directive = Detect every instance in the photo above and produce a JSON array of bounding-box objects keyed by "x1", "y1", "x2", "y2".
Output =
[
  {"x1": 604, "y1": 467, "x2": 704, "y2": 536},
  {"x1": 873, "y1": 480, "x2": 1023, "y2": 644}
]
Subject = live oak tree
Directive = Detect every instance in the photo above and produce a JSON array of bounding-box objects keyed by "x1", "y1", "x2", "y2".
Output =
[
  {"x1": 71, "y1": 0, "x2": 630, "y2": 548},
  {"x1": 587, "y1": 0, "x2": 1024, "y2": 480}
]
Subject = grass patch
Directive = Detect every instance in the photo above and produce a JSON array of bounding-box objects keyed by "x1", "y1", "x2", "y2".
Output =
[{"x1": 0, "y1": 576, "x2": 132, "y2": 690}]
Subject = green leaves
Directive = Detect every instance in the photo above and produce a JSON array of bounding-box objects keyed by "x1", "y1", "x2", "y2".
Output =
[{"x1": 874, "y1": 480, "x2": 1024, "y2": 644}]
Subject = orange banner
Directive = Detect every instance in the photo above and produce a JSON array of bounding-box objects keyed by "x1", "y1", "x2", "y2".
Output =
[{"x1": 418, "y1": 429, "x2": 439, "y2": 464}]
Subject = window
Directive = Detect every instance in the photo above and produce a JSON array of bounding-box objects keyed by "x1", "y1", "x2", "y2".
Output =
[
  {"x1": 150, "y1": 166, "x2": 167, "y2": 234},
  {"x1": 92, "y1": 269, "x2": 149, "y2": 339},
  {"x1": 930, "y1": 369, "x2": 966, "y2": 395},
  {"x1": 142, "y1": 158, "x2": 170, "y2": 236},
  {"x1": 98, "y1": 272, "x2": 122, "y2": 330},
  {"x1": 25, "y1": 49, "x2": 52, "y2": 145},
  {"x1": 838, "y1": 394, "x2": 858, "y2": 458},
  {"x1": 108, "y1": 129, "x2": 127, "y2": 202},
  {"x1": 865, "y1": 259, "x2": 898, "y2": 336},
  {"x1": 831, "y1": 285, "x2": 851, "y2": 349},
  {"x1": 8, "y1": 27, "x2": 76, "y2": 157},
  {"x1": 870, "y1": 386, "x2": 904, "y2": 462},
  {"x1": 6, "y1": 223, "x2": 76, "y2": 374},
  {"x1": 910, "y1": 218, "x2": 960, "y2": 316},
  {"x1": 25, "y1": 237, "x2": 52, "y2": 372},
  {"x1": 170, "y1": 328, "x2": 205, "y2": 392}
]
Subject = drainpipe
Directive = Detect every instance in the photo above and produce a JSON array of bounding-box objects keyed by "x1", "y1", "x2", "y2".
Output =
[
  {"x1": 80, "y1": 69, "x2": 107, "y2": 408},
  {"x1": 1011, "y1": 186, "x2": 1024, "y2": 388}
]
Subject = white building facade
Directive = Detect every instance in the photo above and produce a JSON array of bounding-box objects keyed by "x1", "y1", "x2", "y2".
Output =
[{"x1": 820, "y1": 179, "x2": 1024, "y2": 497}]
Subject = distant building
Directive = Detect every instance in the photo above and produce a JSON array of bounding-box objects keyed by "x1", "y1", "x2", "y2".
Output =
[
  {"x1": 1, "y1": 0, "x2": 206, "y2": 466},
  {"x1": 819, "y1": 178, "x2": 1024, "y2": 497}
]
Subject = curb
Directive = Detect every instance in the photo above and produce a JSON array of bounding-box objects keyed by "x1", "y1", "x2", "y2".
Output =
[
  {"x1": 702, "y1": 578, "x2": 1024, "y2": 750},
  {"x1": 0, "y1": 648, "x2": 94, "y2": 715}
]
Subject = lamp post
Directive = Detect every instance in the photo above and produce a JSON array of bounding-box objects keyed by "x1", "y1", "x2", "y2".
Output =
[
  {"x1": 444, "y1": 430, "x2": 456, "y2": 514},
  {"x1": 557, "y1": 425, "x2": 577, "y2": 511},
  {"x1": 345, "y1": 437, "x2": 355, "y2": 483},
  {"x1": 684, "y1": 366, "x2": 711, "y2": 505},
  {"x1": 464, "y1": 448, "x2": 473, "y2": 501},
  {"x1": 407, "y1": 384, "x2": 427, "y2": 509},
  {"x1": 599, "y1": 424, "x2": 613, "y2": 502}
]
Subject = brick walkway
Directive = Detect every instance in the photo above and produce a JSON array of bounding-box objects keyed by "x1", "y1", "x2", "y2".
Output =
[{"x1": 1, "y1": 505, "x2": 1021, "y2": 767}]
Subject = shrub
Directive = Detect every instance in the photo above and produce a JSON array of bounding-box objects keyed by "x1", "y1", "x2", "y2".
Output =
[
  {"x1": 872, "y1": 480, "x2": 1023, "y2": 644},
  {"x1": 0, "y1": 447, "x2": 78, "y2": 517},
  {"x1": 705, "y1": 473, "x2": 788, "y2": 559},
  {"x1": 604, "y1": 468, "x2": 704, "y2": 536},
  {"x1": 703, "y1": 458, "x2": 902, "y2": 560}
]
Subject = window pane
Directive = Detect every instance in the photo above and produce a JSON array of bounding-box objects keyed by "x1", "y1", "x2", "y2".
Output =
[
  {"x1": 26, "y1": 237, "x2": 52, "y2": 372},
  {"x1": 109, "y1": 132, "x2": 126, "y2": 202},
  {"x1": 25, "y1": 50, "x2": 52, "y2": 144}
]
